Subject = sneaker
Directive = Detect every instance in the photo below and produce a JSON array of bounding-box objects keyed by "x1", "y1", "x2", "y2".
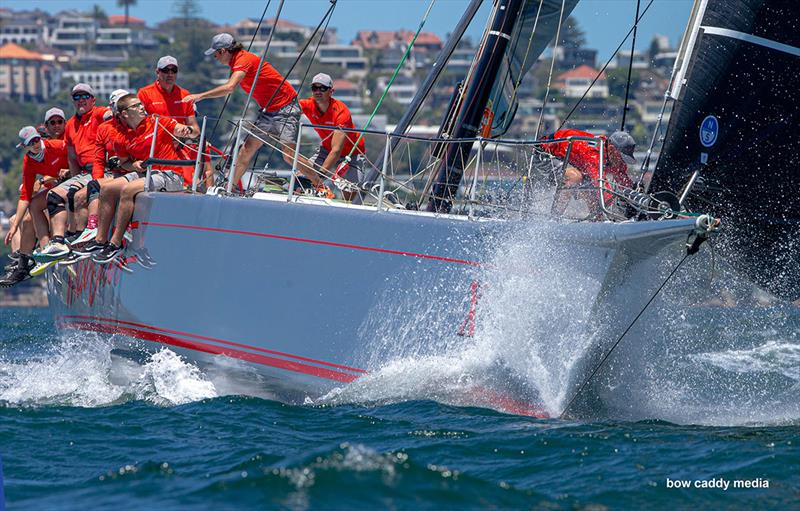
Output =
[
  {"x1": 133, "y1": 248, "x2": 157, "y2": 269},
  {"x1": 4, "y1": 251, "x2": 20, "y2": 272},
  {"x1": 73, "y1": 240, "x2": 106, "y2": 257},
  {"x1": 315, "y1": 184, "x2": 335, "y2": 199},
  {"x1": 32, "y1": 240, "x2": 71, "y2": 263},
  {"x1": 0, "y1": 257, "x2": 34, "y2": 287},
  {"x1": 65, "y1": 231, "x2": 81, "y2": 245},
  {"x1": 57, "y1": 252, "x2": 83, "y2": 267},
  {"x1": 30, "y1": 260, "x2": 56, "y2": 277},
  {"x1": 71, "y1": 227, "x2": 97, "y2": 246},
  {"x1": 93, "y1": 243, "x2": 123, "y2": 264}
]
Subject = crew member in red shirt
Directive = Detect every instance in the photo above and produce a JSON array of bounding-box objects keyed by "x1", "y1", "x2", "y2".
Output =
[
  {"x1": 43, "y1": 107, "x2": 66, "y2": 140},
  {"x1": 138, "y1": 55, "x2": 214, "y2": 188},
  {"x1": 543, "y1": 129, "x2": 635, "y2": 215},
  {"x1": 68, "y1": 89, "x2": 133, "y2": 249},
  {"x1": 36, "y1": 83, "x2": 108, "y2": 262},
  {"x1": 184, "y1": 33, "x2": 324, "y2": 195},
  {"x1": 91, "y1": 93, "x2": 198, "y2": 264},
  {"x1": 1, "y1": 127, "x2": 69, "y2": 286},
  {"x1": 299, "y1": 73, "x2": 366, "y2": 201}
]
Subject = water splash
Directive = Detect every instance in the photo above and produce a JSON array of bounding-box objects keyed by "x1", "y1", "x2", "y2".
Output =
[{"x1": 0, "y1": 331, "x2": 217, "y2": 407}]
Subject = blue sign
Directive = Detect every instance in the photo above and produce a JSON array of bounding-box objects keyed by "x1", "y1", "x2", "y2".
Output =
[{"x1": 700, "y1": 115, "x2": 719, "y2": 148}]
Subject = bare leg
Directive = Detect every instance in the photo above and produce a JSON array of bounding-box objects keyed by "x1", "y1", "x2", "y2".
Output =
[
  {"x1": 18, "y1": 212, "x2": 37, "y2": 254},
  {"x1": 110, "y1": 179, "x2": 146, "y2": 247},
  {"x1": 30, "y1": 192, "x2": 51, "y2": 248},
  {"x1": 73, "y1": 188, "x2": 89, "y2": 231},
  {"x1": 232, "y1": 136, "x2": 263, "y2": 185},
  {"x1": 49, "y1": 188, "x2": 69, "y2": 238},
  {"x1": 96, "y1": 178, "x2": 129, "y2": 244}
]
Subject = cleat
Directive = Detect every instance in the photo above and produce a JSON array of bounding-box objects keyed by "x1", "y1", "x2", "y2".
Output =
[
  {"x1": 30, "y1": 260, "x2": 56, "y2": 276},
  {"x1": 92, "y1": 243, "x2": 123, "y2": 264},
  {"x1": 71, "y1": 227, "x2": 97, "y2": 246},
  {"x1": 32, "y1": 241, "x2": 71, "y2": 263},
  {"x1": 315, "y1": 184, "x2": 335, "y2": 199}
]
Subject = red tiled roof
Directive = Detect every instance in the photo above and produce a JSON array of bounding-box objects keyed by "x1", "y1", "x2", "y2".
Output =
[
  {"x1": 333, "y1": 79, "x2": 357, "y2": 90},
  {"x1": 558, "y1": 64, "x2": 605, "y2": 80},
  {"x1": 352, "y1": 30, "x2": 442, "y2": 49},
  {"x1": 0, "y1": 42, "x2": 44, "y2": 61},
  {"x1": 107, "y1": 14, "x2": 146, "y2": 26}
]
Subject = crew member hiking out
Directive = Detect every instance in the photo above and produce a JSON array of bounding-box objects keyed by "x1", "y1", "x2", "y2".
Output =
[
  {"x1": 1, "y1": 127, "x2": 69, "y2": 286},
  {"x1": 299, "y1": 73, "x2": 367, "y2": 202},
  {"x1": 92, "y1": 93, "x2": 198, "y2": 265},
  {"x1": 36, "y1": 83, "x2": 107, "y2": 262},
  {"x1": 183, "y1": 33, "x2": 328, "y2": 196}
]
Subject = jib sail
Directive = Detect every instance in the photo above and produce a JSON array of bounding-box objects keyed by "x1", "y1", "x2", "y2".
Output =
[{"x1": 648, "y1": 0, "x2": 800, "y2": 301}]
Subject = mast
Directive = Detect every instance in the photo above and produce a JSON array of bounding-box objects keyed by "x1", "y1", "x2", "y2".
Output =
[{"x1": 426, "y1": 0, "x2": 526, "y2": 213}]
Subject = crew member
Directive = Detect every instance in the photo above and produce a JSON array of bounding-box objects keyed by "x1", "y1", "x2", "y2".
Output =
[
  {"x1": 139, "y1": 56, "x2": 213, "y2": 188},
  {"x1": 184, "y1": 33, "x2": 326, "y2": 196},
  {"x1": 1, "y1": 126, "x2": 69, "y2": 286},
  {"x1": 92, "y1": 94, "x2": 198, "y2": 264},
  {"x1": 37, "y1": 84, "x2": 106, "y2": 261},
  {"x1": 299, "y1": 73, "x2": 366, "y2": 201}
]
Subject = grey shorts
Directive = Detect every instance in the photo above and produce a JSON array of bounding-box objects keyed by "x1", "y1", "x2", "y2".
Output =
[
  {"x1": 312, "y1": 147, "x2": 365, "y2": 184},
  {"x1": 253, "y1": 98, "x2": 300, "y2": 145},
  {"x1": 56, "y1": 172, "x2": 92, "y2": 191},
  {"x1": 147, "y1": 171, "x2": 184, "y2": 192}
]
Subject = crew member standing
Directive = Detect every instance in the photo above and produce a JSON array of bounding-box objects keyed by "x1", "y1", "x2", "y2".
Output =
[{"x1": 184, "y1": 33, "x2": 326, "y2": 195}]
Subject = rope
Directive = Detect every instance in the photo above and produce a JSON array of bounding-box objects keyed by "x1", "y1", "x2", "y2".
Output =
[
  {"x1": 208, "y1": 0, "x2": 272, "y2": 141},
  {"x1": 534, "y1": 0, "x2": 567, "y2": 139},
  {"x1": 558, "y1": 0, "x2": 655, "y2": 130},
  {"x1": 345, "y1": 0, "x2": 437, "y2": 161},
  {"x1": 620, "y1": 0, "x2": 642, "y2": 131},
  {"x1": 559, "y1": 250, "x2": 691, "y2": 419}
]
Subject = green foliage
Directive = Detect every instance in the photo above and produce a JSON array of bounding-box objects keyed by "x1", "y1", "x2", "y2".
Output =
[{"x1": 0, "y1": 100, "x2": 41, "y2": 204}]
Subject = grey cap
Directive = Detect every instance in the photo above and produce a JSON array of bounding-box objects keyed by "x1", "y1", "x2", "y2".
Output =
[
  {"x1": 72, "y1": 82, "x2": 95, "y2": 97},
  {"x1": 204, "y1": 33, "x2": 235, "y2": 56},
  {"x1": 44, "y1": 107, "x2": 66, "y2": 123},
  {"x1": 608, "y1": 131, "x2": 636, "y2": 164}
]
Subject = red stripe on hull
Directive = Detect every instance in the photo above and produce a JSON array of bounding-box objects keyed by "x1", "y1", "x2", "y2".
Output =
[
  {"x1": 140, "y1": 221, "x2": 482, "y2": 267},
  {"x1": 59, "y1": 315, "x2": 367, "y2": 374},
  {"x1": 61, "y1": 320, "x2": 359, "y2": 383}
]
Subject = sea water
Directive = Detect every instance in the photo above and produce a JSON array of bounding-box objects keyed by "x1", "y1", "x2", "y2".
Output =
[{"x1": 1, "y1": 307, "x2": 798, "y2": 510}]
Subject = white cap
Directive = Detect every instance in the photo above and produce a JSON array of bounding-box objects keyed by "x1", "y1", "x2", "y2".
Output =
[
  {"x1": 72, "y1": 83, "x2": 95, "y2": 97},
  {"x1": 17, "y1": 125, "x2": 41, "y2": 148},
  {"x1": 109, "y1": 89, "x2": 129, "y2": 113},
  {"x1": 204, "y1": 33, "x2": 235, "y2": 55},
  {"x1": 311, "y1": 73, "x2": 333, "y2": 88},
  {"x1": 44, "y1": 107, "x2": 65, "y2": 123},
  {"x1": 157, "y1": 55, "x2": 178, "y2": 70}
]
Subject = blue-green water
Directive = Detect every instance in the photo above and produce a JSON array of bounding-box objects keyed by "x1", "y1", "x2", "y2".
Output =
[{"x1": 1, "y1": 307, "x2": 798, "y2": 510}]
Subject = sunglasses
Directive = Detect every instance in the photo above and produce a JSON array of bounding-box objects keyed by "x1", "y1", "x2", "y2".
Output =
[
  {"x1": 72, "y1": 93, "x2": 93, "y2": 101},
  {"x1": 120, "y1": 102, "x2": 145, "y2": 112},
  {"x1": 159, "y1": 67, "x2": 178, "y2": 74},
  {"x1": 25, "y1": 137, "x2": 42, "y2": 147},
  {"x1": 47, "y1": 119, "x2": 65, "y2": 126},
  {"x1": 311, "y1": 85, "x2": 330, "y2": 92}
]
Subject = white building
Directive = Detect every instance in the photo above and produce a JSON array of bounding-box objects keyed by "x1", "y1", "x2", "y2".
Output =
[
  {"x1": 316, "y1": 45, "x2": 368, "y2": 77},
  {"x1": 62, "y1": 70, "x2": 129, "y2": 97}
]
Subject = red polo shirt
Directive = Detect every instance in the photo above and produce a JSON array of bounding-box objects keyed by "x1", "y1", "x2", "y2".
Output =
[
  {"x1": 93, "y1": 118, "x2": 130, "y2": 179},
  {"x1": 118, "y1": 116, "x2": 185, "y2": 182},
  {"x1": 544, "y1": 129, "x2": 633, "y2": 187},
  {"x1": 299, "y1": 97, "x2": 365, "y2": 157},
  {"x1": 138, "y1": 80, "x2": 196, "y2": 121},
  {"x1": 20, "y1": 139, "x2": 68, "y2": 201},
  {"x1": 64, "y1": 106, "x2": 107, "y2": 169},
  {"x1": 229, "y1": 50, "x2": 296, "y2": 112}
]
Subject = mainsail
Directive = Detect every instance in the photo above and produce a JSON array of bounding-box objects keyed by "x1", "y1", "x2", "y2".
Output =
[
  {"x1": 484, "y1": 0, "x2": 579, "y2": 137},
  {"x1": 648, "y1": 0, "x2": 800, "y2": 301}
]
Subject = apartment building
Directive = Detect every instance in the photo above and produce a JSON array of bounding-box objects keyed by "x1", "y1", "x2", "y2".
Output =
[
  {"x1": 61, "y1": 70, "x2": 130, "y2": 97},
  {"x1": 0, "y1": 43, "x2": 53, "y2": 101}
]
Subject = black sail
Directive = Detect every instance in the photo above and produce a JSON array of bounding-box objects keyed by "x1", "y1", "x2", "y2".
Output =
[{"x1": 649, "y1": 0, "x2": 800, "y2": 301}]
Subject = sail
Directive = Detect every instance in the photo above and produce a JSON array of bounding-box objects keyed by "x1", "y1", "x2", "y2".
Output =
[
  {"x1": 483, "y1": 0, "x2": 580, "y2": 137},
  {"x1": 649, "y1": 0, "x2": 800, "y2": 301}
]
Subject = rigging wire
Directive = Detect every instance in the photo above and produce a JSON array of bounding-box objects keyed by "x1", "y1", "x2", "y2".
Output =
[
  {"x1": 620, "y1": 0, "x2": 642, "y2": 131},
  {"x1": 559, "y1": 249, "x2": 691, "y2": 419},
  {"x1": 534, "y1": 0, "x2": 567, "y2": 139},
  {"x1": 557, "y1": 0, "x2": 655, "y2": 130},
  {"x1": 208, "y1": 0, "x2": 272, "y2": 142}
]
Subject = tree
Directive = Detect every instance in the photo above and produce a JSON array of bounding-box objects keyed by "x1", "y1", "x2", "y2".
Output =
[
  {"x1": 117, "y1": 0, "x2": 137, "y2": 26},
  {"x1": 556, "y1": 16, "x2": 586, "y2": 49},
  {"x1": 90, "y1": 4, "x2": 107, "y2": 27},
  {"x1": 173, "y1": 0, "x2": 201, "y2": 28}
]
